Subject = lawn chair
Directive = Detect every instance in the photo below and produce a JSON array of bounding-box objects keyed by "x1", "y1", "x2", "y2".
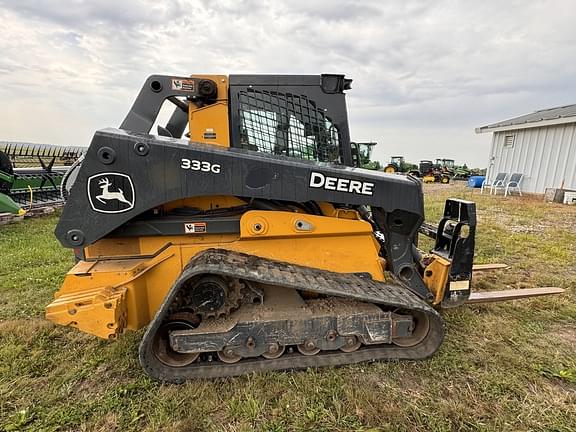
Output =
[
  {"x1": 503, "y1": 173, "x2": 523, "y2": 196},
  {"x1": 481, "y1": 172, "x2": 507, "y2": 194}
]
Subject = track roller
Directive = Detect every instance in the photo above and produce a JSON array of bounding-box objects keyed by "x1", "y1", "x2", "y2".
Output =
[
  {"x1": 340, "y1": 335, "x2": 361, "y2": 353},
  {"x1": 217, "y1": 348, "x2": 242, "y2": 364},
  {"x1": 297, "y1": 340, "x2": 321, "y2": 356},
  {"x1": 262, "y1": 343, "x2": 285, "y2": 359}
]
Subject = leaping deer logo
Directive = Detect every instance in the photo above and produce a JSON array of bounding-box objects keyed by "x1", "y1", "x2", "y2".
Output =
[
  {"x1": 87, "y1": 172, "x2": 135, "y2": 213},
  {"x1": 95, "y1": 177, "x2": 132, "y2": 206}
]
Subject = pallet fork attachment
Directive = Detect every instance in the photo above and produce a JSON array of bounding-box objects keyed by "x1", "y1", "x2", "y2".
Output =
[{"x1": 420, "y1": 200, "x2": 564, "y2": 307}]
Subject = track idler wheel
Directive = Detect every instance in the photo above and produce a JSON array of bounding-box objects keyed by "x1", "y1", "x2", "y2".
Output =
[
  {"x1": 151, "y1": 314, "x2": 200, "y2": 368},
  {"x1": 392, "y1": 311, "x2": 430, "y2": 347}
]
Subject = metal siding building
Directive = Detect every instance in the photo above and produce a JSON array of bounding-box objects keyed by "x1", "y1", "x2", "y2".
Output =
[{"x1": 476, "y1": 105, "x2": 576, "y2": 194}]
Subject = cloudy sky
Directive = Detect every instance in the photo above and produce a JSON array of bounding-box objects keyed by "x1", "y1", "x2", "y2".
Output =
[{"x1": 1, "y1": 0, "x2": 575, "y2": 167}]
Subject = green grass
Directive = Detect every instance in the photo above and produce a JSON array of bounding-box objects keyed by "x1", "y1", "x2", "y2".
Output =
[{"x1": 1, "y1": 185, "x2": 575, "y2": 431}]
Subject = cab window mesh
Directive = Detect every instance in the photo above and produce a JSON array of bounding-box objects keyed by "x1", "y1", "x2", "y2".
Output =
[{"x1": 238, "y1": 89, "x2": 341, "y2": 163}]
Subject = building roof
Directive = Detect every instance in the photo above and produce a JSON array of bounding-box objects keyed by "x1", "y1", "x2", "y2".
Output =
[{"x1": 476, "y1": 104, "x2": 576, "y2": 133}]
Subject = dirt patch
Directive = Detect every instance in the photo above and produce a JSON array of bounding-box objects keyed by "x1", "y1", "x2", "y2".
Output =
[
  {"x1": 508, "y1": 224, "x2": 550, "y2": 234},
  {"x1": 423, "y1": 182, "x2": 462, "y2": 193},
  {"x1": 552, "y1": 326, "x2": 576, "y2": 347},
  {"x1": 0, "y1": 318, "x2": 53, "y2": 340}
]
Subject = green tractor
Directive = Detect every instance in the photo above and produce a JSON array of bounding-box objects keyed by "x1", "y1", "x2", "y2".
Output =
[
  {"x1": 435, "y1": 158, "x2": 455, "y2": 173},
  {"x1": 384, "y1": 156, "x2": 418, "y2": 175},
  {"x1": 435, "y1": 158, "x2": 472, "y2": 180},
  {"x1": 351, "y1": 141, "x2": 382, "y2": 170}
]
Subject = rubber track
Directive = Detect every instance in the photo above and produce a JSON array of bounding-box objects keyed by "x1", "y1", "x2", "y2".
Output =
[{"x1": 139, "y1": 249, "x2": 444, "y2": 382}]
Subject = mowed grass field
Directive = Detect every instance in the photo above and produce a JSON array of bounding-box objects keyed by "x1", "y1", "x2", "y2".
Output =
[{"x1": 1, "y1": 184, "x2": 575, "y2": 431}]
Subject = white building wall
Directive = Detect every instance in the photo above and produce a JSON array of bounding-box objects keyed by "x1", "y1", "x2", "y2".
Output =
[{"x1": 487, "y1": 123, "x2": 576, "y2": 193}]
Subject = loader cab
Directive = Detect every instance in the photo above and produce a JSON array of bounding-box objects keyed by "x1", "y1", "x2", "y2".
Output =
[
  {"x1": 120, "y1": 74, "x2": 356, "y2": 167},
  {"x1": 229, "y1": 74, "x2": 354, "y2": 166}
]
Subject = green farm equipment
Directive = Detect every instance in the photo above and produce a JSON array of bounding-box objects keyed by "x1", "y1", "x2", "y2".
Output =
[
  {"x1": 351, "y1": 141, "x2": 381, "y2": 170},
  {"x1": 384, "y1": 156, "x2": 418, "y2": 175},
  {"x1": 419, "y1": 160, "x2": 450, "y2": 184},
  {"x1": 0, "y1": 142, "x2": 85, "y2": 214},
  {"x1": 435, "y1": 159, "x2": 473, "y2": 180}
]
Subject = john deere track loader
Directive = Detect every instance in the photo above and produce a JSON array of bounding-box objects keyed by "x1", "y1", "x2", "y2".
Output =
[{"x1": 46, "y1": 74, "x2": 562, "y2": 382}]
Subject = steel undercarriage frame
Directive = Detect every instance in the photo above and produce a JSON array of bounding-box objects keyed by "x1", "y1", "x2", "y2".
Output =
[{"x1": 139, "y1": 249, "x2": 444, "y2": 382}]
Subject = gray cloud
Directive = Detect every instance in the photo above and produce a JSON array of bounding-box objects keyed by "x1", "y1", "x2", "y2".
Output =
[
  {"x1": 0, "y1": 0, "x2": 186, "y2": 28},
  {"x1": 0, "y1": 0, "x2": 575, "y2": 167}
]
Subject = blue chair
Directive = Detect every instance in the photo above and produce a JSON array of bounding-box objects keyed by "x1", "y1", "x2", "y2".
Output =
[
  {"x1": 481, "y1": 172, "x2": 507, "y2": 195},
  {"x1": 503, "y1": 173, "x2": 524, "y2": 197}
]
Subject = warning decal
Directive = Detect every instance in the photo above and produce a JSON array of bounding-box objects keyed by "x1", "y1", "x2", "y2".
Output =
[
  {"x1": 203, "y1": 128, "x2": 217, "y2": 139},
  {"x1": 172, "y1": 79, "x2": 195, "y2": 93},
  {"x1": 184, "y1": 222, "x2": 207, "y2": 234},
  {"x1": 449, "y1": 280, "x2": 470, "y2": 291}
]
